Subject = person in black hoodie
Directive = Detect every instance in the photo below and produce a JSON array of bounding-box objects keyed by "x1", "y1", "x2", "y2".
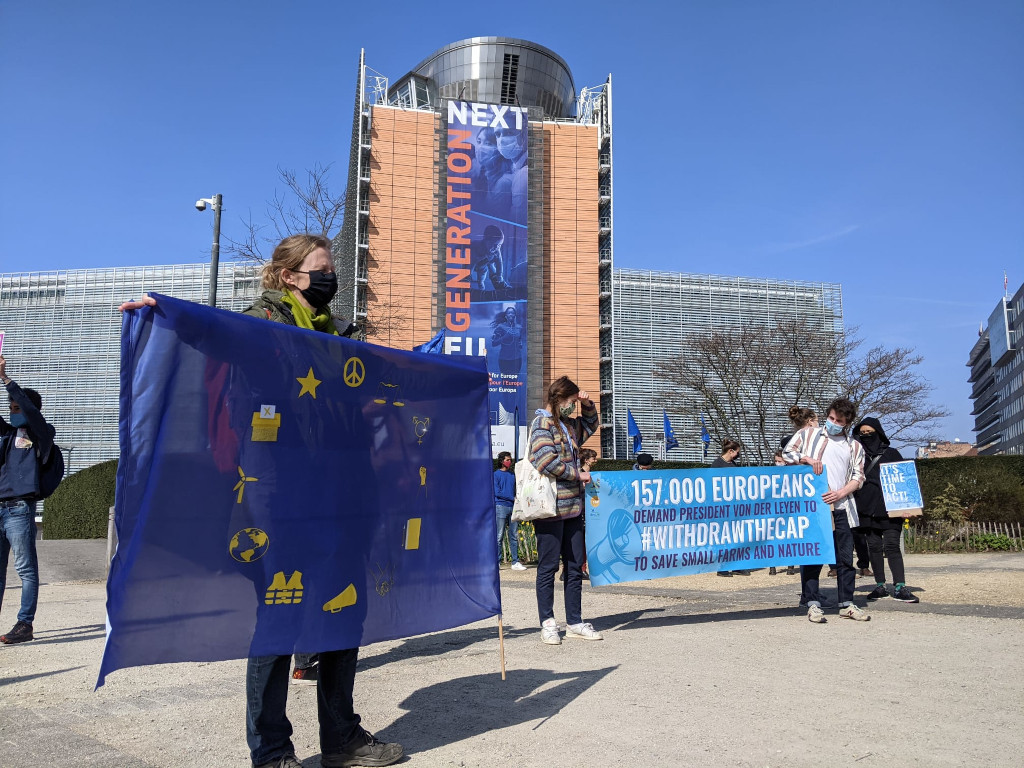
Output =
[
  {"x1": 853, "y1": 417, "x2": 919, "y2": 603},
  {"x1": 0, "y1": 355, "x2": 56, "y2": 644}
]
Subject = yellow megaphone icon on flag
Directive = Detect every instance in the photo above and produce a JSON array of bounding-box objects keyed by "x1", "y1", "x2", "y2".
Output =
[{"x1": 323, "y1": 584, "x2": 357, "y2": 613}]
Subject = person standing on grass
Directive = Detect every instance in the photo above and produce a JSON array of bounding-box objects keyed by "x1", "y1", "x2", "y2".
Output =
[
  {"x1": 494, "y1": 451, "x2": 525, "y2": 571},
  {"x1": 854, "y1": 418, "x2": 919, "y2": 604}
]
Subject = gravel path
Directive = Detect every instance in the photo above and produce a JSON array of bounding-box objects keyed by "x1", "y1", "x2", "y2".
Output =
[{"x1": 1, "y1": 550, "x2": 1021, "y2": 767}]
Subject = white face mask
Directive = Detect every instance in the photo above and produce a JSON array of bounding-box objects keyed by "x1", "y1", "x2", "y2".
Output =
[
  {"x1": 497, "y1": 136, "x2": 520, "y2": 159},
  {"x1": 824, "y1": 419, "x2": 844, "y2": 436}
]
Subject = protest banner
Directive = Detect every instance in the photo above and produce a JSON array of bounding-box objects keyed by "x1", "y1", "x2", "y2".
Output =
[
  {"x1": 585, "y1": 467, "x2": 834, "y2": 586},
  {"x1": 879, "y1": 460, "x2": 924, "y2": 517},
  {"x1": 99, "y1": 295, "x2": 500, "y2": 686}
]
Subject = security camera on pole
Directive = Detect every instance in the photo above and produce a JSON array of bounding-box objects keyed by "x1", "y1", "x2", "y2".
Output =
[{"x1": 195, "y1": 194, "x2": 222, "y2": 307}]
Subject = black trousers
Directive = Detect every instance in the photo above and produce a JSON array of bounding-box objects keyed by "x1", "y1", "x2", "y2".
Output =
[
  {"x1": 535, "y1": 515, "x2": 585, "y2": 626},
  {"x1": 866, "y1": 527, "x2": 906, "y2": 584}
]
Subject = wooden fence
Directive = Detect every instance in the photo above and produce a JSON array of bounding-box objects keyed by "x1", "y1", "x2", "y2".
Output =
[{"x1": 904, "y1": 520, "x2": 1024, "y2": 553}]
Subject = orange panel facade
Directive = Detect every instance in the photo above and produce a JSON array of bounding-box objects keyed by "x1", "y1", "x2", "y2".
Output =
[
  {"x1": 542, "y1": 122, "x2": 603, "y2": 455},
  {"x1": 365, "y1": 107, "x2": 438, "y2": 350}
]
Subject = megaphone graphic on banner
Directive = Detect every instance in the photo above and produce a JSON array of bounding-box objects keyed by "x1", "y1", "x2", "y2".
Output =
[{"x1": 588, "y1": 508, "x2": 644, "y2": 584}]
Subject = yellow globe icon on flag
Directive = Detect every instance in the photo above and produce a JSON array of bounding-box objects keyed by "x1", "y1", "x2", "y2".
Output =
[{"x1": 229, "y1": 528, "x2": 270, "y2": 563}]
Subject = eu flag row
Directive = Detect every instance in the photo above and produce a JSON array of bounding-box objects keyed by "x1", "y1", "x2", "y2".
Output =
[{"x1": 99, "y1": 295, "x2": 500, "y2": 686}]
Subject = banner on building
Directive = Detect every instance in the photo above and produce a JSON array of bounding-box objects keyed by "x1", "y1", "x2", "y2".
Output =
[
  {"x1": 445, "y1": 100, "x2": 529, "y2": 456},
  {"x1": 99, "y1": 295, "x2": 499, "y2": 686},
  {"x1": 584, "y1": 467, "x2": 834, "y2": 586}
]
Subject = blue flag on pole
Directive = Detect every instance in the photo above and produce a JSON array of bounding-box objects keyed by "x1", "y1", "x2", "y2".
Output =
[
  {"x1": 699, "y1": 415, "x2": 711, "y2": 458},
  {"x1": 413, "y1": 328, "x2": 446, "y2": 354},
  {"x1": 99, "y1": 295, "x2": 500, "y2": 687},
  {"x1": 627, "y1": 409, "x2": 643, "y2": 455},
  {"x1": 663, "y1": 411, "x2": 679, "y2": 451}
]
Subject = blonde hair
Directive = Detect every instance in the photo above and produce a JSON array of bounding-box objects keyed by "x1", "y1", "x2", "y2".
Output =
[{"x1": 261, "y1": 234, "x2": 332, "y2": 291}]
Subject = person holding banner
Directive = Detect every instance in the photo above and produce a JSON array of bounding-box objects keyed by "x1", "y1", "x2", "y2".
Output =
[
  {"x1": 783, "y1": 397, "x2": 870, "y2": 624},
  {"x1": 120, "y1": 234, "x2": 402, "y2": 768},
  {"x1": 854, "y1": 418, "x2": 919, "y2": 603},
  {"x1": 529, "y1": 376, "x2": 601, "y2": 644},
  {"x1": 712, "y1": 440, "x2": 750, "y2": 577}
]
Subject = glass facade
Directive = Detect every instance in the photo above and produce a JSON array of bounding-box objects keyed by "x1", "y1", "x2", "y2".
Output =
[
  {"x1": 0, "y1": 263, "x2": 261, "y2": 475},
  {"x1": 610, "y1": 269, "x2": 845, "y2": 461},
  {"x1": 968, "y1": 281, "x2": 1024, "y2": 455}
]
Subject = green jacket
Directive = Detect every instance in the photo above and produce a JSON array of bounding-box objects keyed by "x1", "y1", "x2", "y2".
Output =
[
  {"x1": 242, "y1": 290, "x2": 298, "y2": 326},
  {"x1": 242, "y1": 290, "x2": 356, "y2": 336}
]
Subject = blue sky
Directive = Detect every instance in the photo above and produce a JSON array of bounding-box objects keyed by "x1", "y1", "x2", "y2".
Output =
[{"x1": 1, "y1": 1, "x2": 1021, "y2": 443}]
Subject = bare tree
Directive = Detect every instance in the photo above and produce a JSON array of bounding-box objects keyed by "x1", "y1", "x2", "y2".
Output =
[
  {"x1": 842, "y1": 345, "x2": 950, "y2": 444},
  {"x1": 658, "y1": 320, "x2": 948, "y2": 463},
  {"x1": 224, "y1": 163, "x2": 407, "y2": 342},
  {"x1": 223, "y1": 162, "x2": 346, "y2": 264},
  {"x1": 658, "y1": 319, "x2": 846, "y2": 463}
]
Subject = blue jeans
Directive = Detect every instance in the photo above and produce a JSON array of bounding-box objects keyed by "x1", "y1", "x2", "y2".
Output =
[
  {"x1": 801, "y1": 509, "x2": 856, "y2": 607},
  {"x1": 0, "y1": 499, "x2": 39, "y2": 624},
  {"x1": 496, "y1": 504, "x2": 519, "y2": 563},
  {"x1": 246, "y1": 648, "x2": 361, "y2": 765}
]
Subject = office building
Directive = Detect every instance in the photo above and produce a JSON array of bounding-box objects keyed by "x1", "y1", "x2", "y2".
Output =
[
  {"x1": 611, "y1": 269, "x2": 845, "y2": 461},
  {"x1": 334, "y1": 37, "x2": 614, "y2": 456},
  {"x1": 0, "y1": 264, "x2": 261, "y2": 471},
  {"x1": 968, "y1": 280, "x2": 1024, "y2": 455}
]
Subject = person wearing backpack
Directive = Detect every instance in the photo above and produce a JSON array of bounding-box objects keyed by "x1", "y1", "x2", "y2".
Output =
[{"x1": 0, "y1": 355, "x2": 57, "y2": 644}]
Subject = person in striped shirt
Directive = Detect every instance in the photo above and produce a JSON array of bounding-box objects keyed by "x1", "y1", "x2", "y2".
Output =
[{"x1": 783, "y1": 397, "x2": 870, "y2": 624}]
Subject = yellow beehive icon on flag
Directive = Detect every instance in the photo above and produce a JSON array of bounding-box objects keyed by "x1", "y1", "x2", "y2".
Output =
[{"x1": 251, "y1": 405, "x2": 281, "y2": 442}]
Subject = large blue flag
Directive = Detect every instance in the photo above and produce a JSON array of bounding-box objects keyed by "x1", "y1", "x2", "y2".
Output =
[
  {"x1": 627, "y1": 409, "x2": 643, "y2": 455},
  {"x1": 663, "y1": 410, "x2": 679, "y2": 451},
  {"x1": 99, "y1": 295, "x2": 500, "y2": 686},
  {"x1": 413, "y1": 328, "x2": 446, "y2": 354}
]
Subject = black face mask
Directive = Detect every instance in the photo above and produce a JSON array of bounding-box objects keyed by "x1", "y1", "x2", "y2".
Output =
[
  {"x1": 298, "y1": 270, "x2": 338, "y2": 309},
  {"x1": 858, "y1": 433, "x2": 882, "y2": 454}
]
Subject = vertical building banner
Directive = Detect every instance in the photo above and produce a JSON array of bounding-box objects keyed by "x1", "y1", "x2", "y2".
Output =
[{"x1": 445, "y1": 100, "x2": 529, "y2": 456}]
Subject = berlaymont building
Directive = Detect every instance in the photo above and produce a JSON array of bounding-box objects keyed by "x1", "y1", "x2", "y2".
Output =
[{"x1": 0, "y1": 36, "x2": 845, "y2": 482}]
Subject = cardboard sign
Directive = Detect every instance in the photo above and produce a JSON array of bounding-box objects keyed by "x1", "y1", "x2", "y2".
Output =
[{"x1": 879, "y1": 460, "x2": 924, "y2": 517}]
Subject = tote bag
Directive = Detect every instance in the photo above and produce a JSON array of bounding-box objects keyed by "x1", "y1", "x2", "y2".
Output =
[{"x1": 512, "y1": 458, "x2": 558, "y2": 522}]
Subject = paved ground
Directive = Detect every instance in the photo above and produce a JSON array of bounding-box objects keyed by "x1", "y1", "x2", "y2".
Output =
[{"x1": 2, "y1": 542, "x2": 1023, "y2": 767}]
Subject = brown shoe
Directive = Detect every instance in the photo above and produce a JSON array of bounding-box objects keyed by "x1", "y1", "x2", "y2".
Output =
[
  {"x1": 826, "y1": 568, "x2": 837, "y2": 578},
  {"x1": 858, "y1": 568, "x2": 872, "y2": 578}
]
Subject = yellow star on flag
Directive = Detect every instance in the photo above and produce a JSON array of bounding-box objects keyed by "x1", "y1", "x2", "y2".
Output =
[
  {"x1": 233, "y1": 466, "x2": 259, "y2": 504},
  {"x1": 296, "y1": 367, "x2": 322, "y2": 399}
]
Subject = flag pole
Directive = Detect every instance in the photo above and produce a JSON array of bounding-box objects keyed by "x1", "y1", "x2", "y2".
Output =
[{"x1": 497, "y1": 614, "x2": 507, "y2": 680}]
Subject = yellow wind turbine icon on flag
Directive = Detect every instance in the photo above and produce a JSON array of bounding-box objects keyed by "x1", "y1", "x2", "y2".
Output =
[{"x1": 233, "y1": 466, "x2": 259, "y2": 504}]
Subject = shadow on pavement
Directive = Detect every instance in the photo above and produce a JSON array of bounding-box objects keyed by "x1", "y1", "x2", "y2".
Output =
[
  {"x1": 371, "y1": 666, "x2": 618, "y2": 757},
  {"x1": 358, "y1": 625, "x2": 538, "y2": 673},
  {"x1": 0, "y1": 666, "x2": 86, "y2": 685},
  {"x1": 598, "y1": 605, "x2": 800, "y2": 632}
]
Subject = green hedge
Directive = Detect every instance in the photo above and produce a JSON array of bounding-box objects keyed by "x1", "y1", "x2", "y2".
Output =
[
  {"x1": 916, "y1": 455, "x2": 1024, "y2": 523},
  {"x1": 43, "y1": 459, "x2": 118, "y2": 539}
]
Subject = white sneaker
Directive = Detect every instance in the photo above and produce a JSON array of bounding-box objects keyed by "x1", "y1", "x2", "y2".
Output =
[
  {"x1": 839, "y1": 604, "x2": 871, "y2": 622},
  {"x1": 565, "y1": 622, "x2": 603, "y2": 641},
  {"x1": 510, "y1": 561, "x2": 527, "y2": 571},
  {"x1": 807, "y1": 605, "x2": 826, "y2": 624},
  {"x1": 541, "y1": 618, "x2": 561, "y2": 645}
]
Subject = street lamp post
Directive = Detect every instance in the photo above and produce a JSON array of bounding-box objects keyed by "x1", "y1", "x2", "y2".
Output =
[{"x1": 196, "y1": 194, "x2": 223, "y2": 307}]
